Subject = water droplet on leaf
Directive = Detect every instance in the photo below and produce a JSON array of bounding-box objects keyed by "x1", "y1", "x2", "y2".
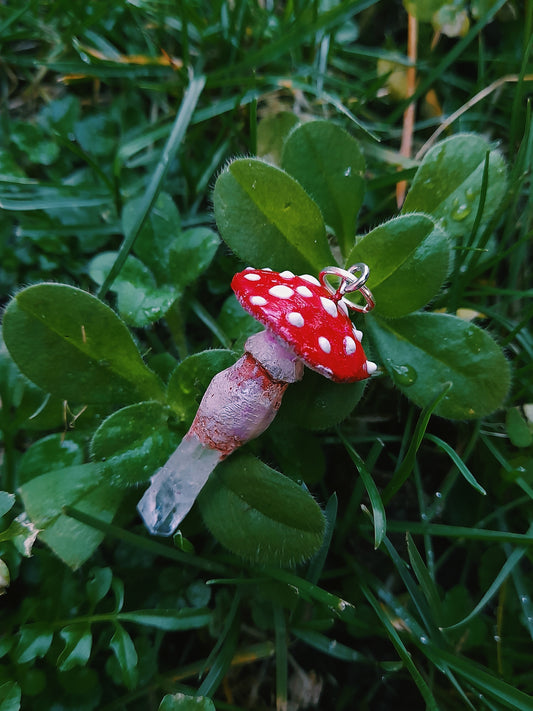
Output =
[
  {"x1": 390, "y1": 363, "x2": 417, "y2": 386},
  {"x1": 451, "y1": 199, "x2": 471, "y2": 221}
]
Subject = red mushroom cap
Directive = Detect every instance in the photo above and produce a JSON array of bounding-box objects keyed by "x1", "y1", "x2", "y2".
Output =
[{"x1": 231, "y1": 268, "x2": 376, "y2": 383}]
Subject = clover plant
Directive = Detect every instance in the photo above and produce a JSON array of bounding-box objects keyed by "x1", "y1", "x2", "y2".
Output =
[{"x1": 1, "y1": 117, "x2": 510, "y2": 572}]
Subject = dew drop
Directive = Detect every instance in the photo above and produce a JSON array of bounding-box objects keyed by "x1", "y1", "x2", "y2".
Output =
[
  {"x1": 419, "y1": 635, "x2": 428, "y2": 645},
  {"x1": 344, "y1": 166, "x2": 352, "y2": 177},
  {"x1": 390, "y1": 363, "x2": 417, "y2": 386},
  {"x1": 451, "y1": 200, "x2": 471, "y2": 222}
]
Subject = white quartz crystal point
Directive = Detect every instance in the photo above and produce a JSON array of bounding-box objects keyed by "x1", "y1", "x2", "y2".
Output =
[{"x1": 137, "y1": 432, "x2": 222, "y2": 536}]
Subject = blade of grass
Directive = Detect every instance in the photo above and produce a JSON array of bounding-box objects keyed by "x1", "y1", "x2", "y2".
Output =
[
  {"x1": 382, "y1": 383, "x2": 452, "y2": 505},
  {"x1": 441, "y1": 523, "x2": 533, "y2": 631},
  {"x1": 422, "y1": 645, "x2": 533, "y2": 711},
  {"x1": 273, "y1": 604, "x2": 288, "y2": 711},
  {"x1": 292, "y1": 628, "x2": 372, "y2": 663},
  {"x1": 338, "y1": 429, "x2": 386, "y2": 549},
  {"x1": 207, "y1": 0, "x2": 380, "y2": 84},
  {"x1": 198, "y1": 589, "x2": 242, "y2": 696},
  {"x1": 189, "y1": 298, "x2": 233, "y2": 349},
  {"x1": 381, "y1": 520, "x2": 533, "y2": 545},
  {"x1": 424, "y1": 433, "x2": 486, "y2": 496},
  {"x1": 306, "y1": 494, "x2": 337, "y2": 586},
  {"x1": 406, "y1": 533, "x2": 443, "y2": 627},
  {"x1": 260, "y1": 566, "x2": 357, "y2": 622},
  {"x1": 359, "y1": 582, "x2": 439, "y2": 711},
  {"x1": 382, "y1": 534, "x2": 438, "y2": 637},
  {"x1": 98, "y1": 73, "x2": 206, "y2": 298},
  {"x1": 63, "y1": 506, "x2": 228, "y2": 574}
]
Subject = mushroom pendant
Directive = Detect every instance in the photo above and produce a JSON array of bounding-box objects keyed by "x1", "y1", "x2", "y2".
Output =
[{"x1": 137, "y1": 264, "x2": 376, "y2": 536}]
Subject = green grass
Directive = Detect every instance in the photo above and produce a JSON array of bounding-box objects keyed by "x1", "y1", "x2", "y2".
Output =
[{"x1": 1, "y1": 1, "x2": 532, "y2": 710}]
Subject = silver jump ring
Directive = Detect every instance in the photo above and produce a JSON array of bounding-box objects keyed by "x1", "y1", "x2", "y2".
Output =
[{"x1": 319, "y1": 263, "x2": 375, "y2": 314}]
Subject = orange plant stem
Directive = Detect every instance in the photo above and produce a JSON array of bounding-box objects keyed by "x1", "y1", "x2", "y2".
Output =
[{"x1": 396, "y1": 13, "x2": 418, "y2": 208}]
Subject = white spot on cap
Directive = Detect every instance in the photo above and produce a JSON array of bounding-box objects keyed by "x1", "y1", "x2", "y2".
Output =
[
  {"x1": 280, "y1": 270, "x2": 295, "y2": 279},
  {"x1": 287, "y1": 312, "x2": 304, "y2": 327},
  {"x1": 353, "y1": 327, "x2": 363, "y2": 342},
  {"x1": 296, "y1": 285, "x2": 313, "y2": 297},
  {"x1": 300, "y1": 274, "x2": 320, "y2": 286},
  {"x1": 320, "y1": 296, "x2": 338, "y2": 318},
  {"x1": 343, "y1": 336, "x2": 356, "y2": 355},
  {"x1": 318, "y1": 336, "x2": 331, "y2": 354},
  {"x1": 269, "y1": 285, "x2": 294, "y2": 299},
  {"x1": 262, "y1": 267, "x2": 272, "y2": 271},
  {"x1": 244, "y1": 272, "x2": 261, "y2": 281},
  {"x1": 366, "y1": 360, "x2": 377, "y2": 374},
  {"x1": 250, "y1": 295, "x2": 267, "y2": 306}
]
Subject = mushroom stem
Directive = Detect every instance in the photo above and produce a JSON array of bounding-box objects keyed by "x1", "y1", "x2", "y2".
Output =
[
  {"x1": 137, "y1": 330, "x2": 302, "y2": 536},
  {"x1": 189, "y1": 330, "x2": 302, "y2": 456}
]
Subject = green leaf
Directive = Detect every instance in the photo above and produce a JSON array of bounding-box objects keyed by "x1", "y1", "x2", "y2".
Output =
[
  {"x1": 57, "y1": 625, "x2": 92, "y2": 671},
  {"x1": 75, "y1": 113, "x2": 118, "y2": 157},
  {"x1": 127, "y1": 191, "x2": 220, "y2": 291},
  {"x1": 19, "y1": 463, "x2": 123, "y2": 569},
  {"x1": 91, "y1": 401, "x2": 181, "y2": 487},
  {"x1": 278, "y1": 368, "x2": 365, "y2": 431},
  {"x1": 3, "y1": 284, "x2": 164, "y2": 404},
  {"x1": 159, "y1": 693, "x2": 216, "y2": 711},
  {"x1": 11, "y1": 121, "x2": 60, "y2": 166},
  {"x1": 199, "y1": 453, "x2": 325, "y2": 566},
  {"x1": 168, "y1": 226, "x2": 220, "y2": 290},
  {"x1": 166, "y1": 350, "x2": 238, "y2": 426},
  {"x1": 86, "y1": 567, "x2": 113, "y2": 608},
  {"x1": 346, "y1": 214, "x2": 450, "y2": 318},
  {"x1": 0, "y1": 681, "x2": 21, "y2": 711},
  {"x1": 368, "y1": 312, "x2": 511, "y2": 419},
  {"x1": 118, "y1": 607, "x2": 211, "y2": 631},
  {"x1": 281, "y1": 120, "x2": 365, "y2": 255},
  {"x1": 506, "y1": 407, "x2": 533, "y2": 448},
  {"x1": 267, "y1": 424, "x2": 326, "y2": 484},
  {"x1": 17, "y1": 433, "x2": 84, "y2": 485},
  {"x1": 127, "y1": 191, "x2": 181, "y2": 284},
  {"x1": 0, "y1": 560, "x2": 9, "y2": 594},
  {"x1": 217, "y1": 296, "x2": 262, "y2": 351},
  {"x1": 402, "y1": 134, "x2": 508, "y2": 240},
  {"x1": 13, "y1": 624, "x2": 53, "y2": 664},
  {"x1": 89, "y1": 252, "x2": 178, "y2": 327},
  {"x1": 0, "y1": 492, "x2": 15, "y2": 518},
  {"x1": 257, "y1": 112, "x2": 300, "y2": 165},
  {"x1": 213, "y1": 158, "x2": 334, "y2": 273},
  {"x1": 110, "y1": 623, "x2": 138, "y2": 690}
]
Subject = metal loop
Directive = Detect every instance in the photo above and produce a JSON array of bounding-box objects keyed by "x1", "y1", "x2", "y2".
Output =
[{"x1": 319, "y1": 263, "x2": 375, "y2": 314}]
